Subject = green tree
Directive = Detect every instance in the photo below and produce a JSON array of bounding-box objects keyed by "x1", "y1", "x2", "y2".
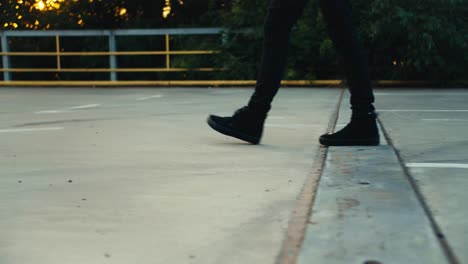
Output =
[
  {"x1": 361, "y1": 0, "x2": 468, "y2": 82},
  {"x1": 217, "y1": 0, "x2": 468, "y2": 83},
  {"x1": 2, "y1": 0, "x2": 466, "y2": 82}
]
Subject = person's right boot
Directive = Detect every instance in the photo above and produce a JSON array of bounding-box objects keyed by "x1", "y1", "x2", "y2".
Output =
[
  {"x1": 207, "y1": 106, "x2": 267, "y2": 144},
  {"x1": 319, "y1": 110, "x2": 379, "y2": 146}
]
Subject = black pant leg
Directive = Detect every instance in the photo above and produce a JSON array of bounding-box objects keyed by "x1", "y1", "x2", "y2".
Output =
[
  {"x1": 248, "y1": 0, "x2": 309, "y2": 113},
  {"x1": 317, "y1": 0, "x2": 375, "y2": 112}
]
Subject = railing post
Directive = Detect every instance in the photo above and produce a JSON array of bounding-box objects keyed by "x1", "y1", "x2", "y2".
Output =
[
  {"x1": 109, "y1": 31, "x2": 117, "y2": 81},
  {"x1": 55, "y1": 35, "x2": 61, "y2": 70},
  {"x1": 165, "y1": 33, "x2": 170, "y2": 70},
  {"x1": 1, "y1": 32, "x2": 11, "y2": 81}
]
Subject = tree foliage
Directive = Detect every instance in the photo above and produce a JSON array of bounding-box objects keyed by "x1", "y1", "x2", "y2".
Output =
[
  {"x1": 361, "y1": 0, "x2": 468, "y2": 81},
  {"x1": 219, "y1": 0, "x2": 468, "y2": 83},
  {"x1": 0, "y1": 0, "x2": 128, "y2": 29},
  {"x1": 0, "y1": 0, "x2": 466, "y2": 82}
]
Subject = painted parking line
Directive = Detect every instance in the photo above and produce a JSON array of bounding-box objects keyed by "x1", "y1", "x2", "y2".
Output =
[
  {"x1": 35, "y1": 110, "x2": 69, "y2": 114},
  {"x1": 0, "y1": 127, "x2": 64, "y2": 133},
  {"x1": 35, "y1": 104, "x2": 101, "y2": 114},
  {"x1": 375, "y1": 93, "x2": 468, "y2": 96},
  {"x1": 422, "y1": 119, "x2": 468, "y2": 122},
  {"x1": 68, "y1": 104, "x2": 101, "y2": 110},
  {"x1": 379, "y1": 110, "x2": 468, "y2": 112},
  {"x1": 136, "y1": 94, "x2": 164, "y2": 100},
  {"x1": 265, "y1": 123, "x2": 321, "y2": 128},
  {"x1": 407, "y1": 163, "x2": 468, "y2": 169}
]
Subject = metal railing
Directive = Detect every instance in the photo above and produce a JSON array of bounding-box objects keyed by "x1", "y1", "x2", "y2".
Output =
[
  {"x1": 0, "y1": 28, "x2": 227, "y2": 84},
  {"x1": 0, "y1": 28, "x2": 438, "y2": 87}
]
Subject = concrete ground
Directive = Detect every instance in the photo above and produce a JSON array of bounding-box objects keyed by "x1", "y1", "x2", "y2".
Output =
[{"x1": 0, "y1": 87, "x2": 466, "y2": 264}]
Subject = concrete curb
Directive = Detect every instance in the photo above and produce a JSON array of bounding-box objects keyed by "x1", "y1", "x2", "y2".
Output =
[
  {"x1": 295, "y1": 97, "x2": 451, "y2": 264},
  {"x1": 378, "y1": 119, "x2": 460, "y2": 264}
]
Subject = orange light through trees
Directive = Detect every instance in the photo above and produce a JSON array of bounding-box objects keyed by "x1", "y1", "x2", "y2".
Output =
[
  {"x1": 2, "y1": 0, "x2": 129, "y2": 30},
  {"x1": 33, "y1": 0, "x2": 65, "y2": 11},
  {"x1": 35, "y1": 0, "x2": 46, "y2": 10},
  {"x1": 162, "y1": 0, "x2": 184, "y2": 19},
  {"x1": 162, "y1": 0, "x2": 171, "y2": 18},
  {"x1": 119, "y1": 7, "x2": 127, "y2": 16}
]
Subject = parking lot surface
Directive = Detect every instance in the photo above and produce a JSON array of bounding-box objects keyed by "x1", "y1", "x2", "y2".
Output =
[{"x1": 0, "y1": 87, "x2": 466, "y2": 264}]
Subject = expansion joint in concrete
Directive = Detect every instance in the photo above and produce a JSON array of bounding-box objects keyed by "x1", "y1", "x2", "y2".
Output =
[{"x1": 275, "y1": 88, "x2": 345, "y2": 264}]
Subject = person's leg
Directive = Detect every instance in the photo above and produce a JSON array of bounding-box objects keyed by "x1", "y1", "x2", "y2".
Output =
[
  {"x1": 318, "y1": 0, "x2": 379, "y2": 146},
  {"x1": 247, "y1": 0, "x2": 309, "y2": 113},
  {"x1": 317, "y1": 0, "x2": 374, "y2": 112},
  {"x1": 207, "y1": 0, "x2": 308, "y2": 144}
]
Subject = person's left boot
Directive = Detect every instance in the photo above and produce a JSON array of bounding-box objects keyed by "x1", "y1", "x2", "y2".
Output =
[
  {"x1": 207, "y1": 106, "x2": 267, "y2": 144},
  {"x1": 319, "y1": 111, "x2": 379, "y2": 146}
]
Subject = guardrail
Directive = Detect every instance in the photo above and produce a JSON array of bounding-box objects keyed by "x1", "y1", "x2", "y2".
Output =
[
  {"x1": 0, "y1": 28, "x2": 446, "y2": 87},
  {"x1": 0, "y1": 28, "x2": 225, "y2": 84}
]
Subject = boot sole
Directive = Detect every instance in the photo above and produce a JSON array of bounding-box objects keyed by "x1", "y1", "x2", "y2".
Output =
[
  {"x1": 207, "y1": 116, "x2": 260, "y2": 145},
  {"x1": 319, "y1": 136, "x2": 380, "y2": 146}
]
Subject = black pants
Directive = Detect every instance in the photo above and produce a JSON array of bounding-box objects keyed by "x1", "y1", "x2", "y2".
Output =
[{"x1": 248, "y1": 0, "x2": 375, "y2": 113}]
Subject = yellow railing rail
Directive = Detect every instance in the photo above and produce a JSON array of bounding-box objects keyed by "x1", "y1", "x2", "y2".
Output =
[
  {"x1": 0, "y1": 80, "x2": 441, "y2": 87},
  {"x1": 0, "y1": 80, "x2": 342, "y2": 87},
  {"x1": 0, "y1": 51, "x2": 219, "y2": 56},
  {"x1": 0, "y1": 28, "x2": 453, "y2": 87},
  {"x1": 0, "y1": 68, "x2": 220, "y2": 72},
  {"x1": 0, "y1": 28, "x2": 225, "y2": 83}
]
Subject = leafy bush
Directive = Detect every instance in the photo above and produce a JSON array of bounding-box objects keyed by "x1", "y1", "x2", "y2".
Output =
[
  {"x1": 218, "y1": 0, "x2": 468, "y2": 83},
  {"x1": 362, "y1": 0, "x2": 468, "y2": 82},
  {"x1": 2, "y1": 0, "x2": 466, "y2": 83}
]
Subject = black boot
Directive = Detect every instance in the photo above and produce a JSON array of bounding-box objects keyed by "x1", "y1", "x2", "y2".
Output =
[
  {"x1": 319, "y1": 111, "x2": 379, "y2": 146},
  {"x1": 207, "y1": 106, "x2": 267, "y2": 145}
]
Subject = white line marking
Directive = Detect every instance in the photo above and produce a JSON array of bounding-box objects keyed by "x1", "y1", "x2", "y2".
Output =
[
  {"x1": 379, "y1": 110, "x2": 468, "y2": 112},
  {"x1": 69, "y1": 104, "x2": 101, "y2": 110},
  {"x1": 0, "y1": 127, "x2": 64, "y2": 133},
  {"x1": 375, "y1": 93, "x2": 468, "y2": 96},
  {"x1": 407, "y1": 163, "x2": 468, "y2": 169},
  {"x1": 269, "y1": 116, "x2": 287, "y2": 120},
  {"x1": 35, "y1": 110, "x2": 67, "y2": 114},
  {"x1": 136, "y1": 95, "x2": 164, "y2": 100},
  {"x1": 422, "y1": 119, "x2": 468, "y2": 121},
  {"x1": 35, "y1": 104, "x2": 100, "y2": 114},
  {"x1": 265, "y1": 123, "x2": 321, "y2": 128}
]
